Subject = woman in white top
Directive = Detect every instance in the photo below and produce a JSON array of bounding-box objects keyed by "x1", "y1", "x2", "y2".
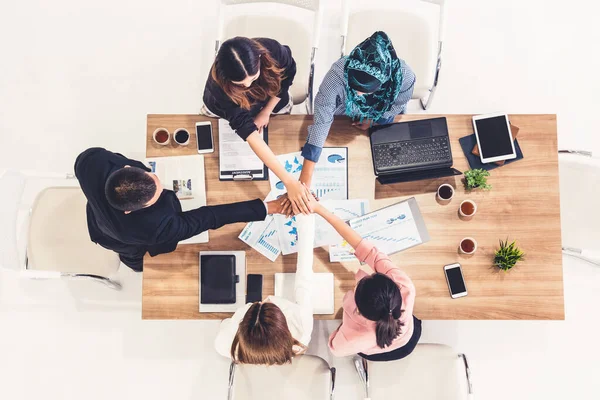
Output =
[{"x1": 214, "y1": 213, "x2": 315, "y2": 364}]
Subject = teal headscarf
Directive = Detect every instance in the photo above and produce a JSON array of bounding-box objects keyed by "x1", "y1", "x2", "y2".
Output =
[{"x1": 344, "y1": 31, "x2": 403, "y2": 123}]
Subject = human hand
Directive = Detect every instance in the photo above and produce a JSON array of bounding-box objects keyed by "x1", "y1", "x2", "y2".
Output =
[
  {"x1": 266, "y1": 198, "x2": 285, "y2": 215},
  {"x1": 284, "y1": 179, "x2": 312, "y2": 215},
  {"x1": 351, "y1": 119, "x2": 373, "y2": 131},
  {"x1": 279, "y1": 194, "x2": 294, "y2": 218},
  {"x1": 254, "y1": 109, "x2": 270, "y2": 133},
  {"x1": 280, "y1": 187, "x2": 319, "y2": 217},
  {"x1": 302, "y1": 183, "x2": 321, "y2": 214}
]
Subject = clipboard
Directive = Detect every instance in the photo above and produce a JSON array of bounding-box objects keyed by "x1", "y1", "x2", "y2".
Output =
[{"x1": 219, "y1": 119, "x2": 268, "y2": 181}]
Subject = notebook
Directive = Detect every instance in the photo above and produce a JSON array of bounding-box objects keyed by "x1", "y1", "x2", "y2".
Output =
[
  {"x1": 274, "y1": 273, "x2": 335, "y2": 315},
  {"x1": 200, "y1": 254, "x2": 237, "y2": 304},
  {"x1": 199, "y1": 251, "x2": 246, "y2": 312}
]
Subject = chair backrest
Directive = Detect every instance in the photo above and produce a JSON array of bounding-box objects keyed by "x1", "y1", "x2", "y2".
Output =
[
  {"x1": 559, "y1": 153, "x2": 600, "y2": 250},
  {"x1": 367, "y1": 343, "x2": 468, "y2": 400},
  {"x1": 230, "y1": 355, "x2": 333, "y2": 400},
  {"x1": 0, "y1": 170, "x2": 78, "y2": 271},
  {"x1": 341, "y1": 0, "x2": 443, "y2": 99},
  {"x1": 27, "y1": 186, "x2": 119, "y2": 275},
  {"x1": 222, "y1": 0, "x2": 319, "y2": 12},
  {"x1": 214, "y1": 1, "x2": 323, "y2": 106}
]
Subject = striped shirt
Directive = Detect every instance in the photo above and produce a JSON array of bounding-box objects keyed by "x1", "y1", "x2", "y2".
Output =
[{"x1": 302, "y1": 57, "x2": 416, "y2": 162}]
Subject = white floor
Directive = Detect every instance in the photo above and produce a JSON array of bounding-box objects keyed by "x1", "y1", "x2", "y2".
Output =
[{"x1": 1, "y1": 0, "x2": 599, "y2": 399}]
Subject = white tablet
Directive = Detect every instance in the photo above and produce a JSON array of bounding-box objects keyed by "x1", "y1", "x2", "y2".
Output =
[{"x1": 472, "y1": 113, "x2": 517, "y2": 163}]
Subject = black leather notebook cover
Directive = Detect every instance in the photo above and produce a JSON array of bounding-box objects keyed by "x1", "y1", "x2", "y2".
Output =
[
  {"x1": 459, "y1": 133, "x2": 524, "y2": 171},
  {"x1": 200, "y1": 255, "x2": 237, "y2": 304}
]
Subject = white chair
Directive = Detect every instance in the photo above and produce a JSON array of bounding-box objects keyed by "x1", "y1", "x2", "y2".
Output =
[
  {"x1": 559, "y1": 150, "x2": 600, "y2": 266},
  {"x1": 340, "y1": 0, "x2": 447, "y2": 110},
  {"x1": 0, "y1": 170, "x2": 121, "y2": 289},
  {"x1": 227, "y1": 355, "x2": 336, "y2": 400},
  {"x1": 215, "y1": 0, "x2": 323, "y2": 113},
  {"x1": 354, "y1": 343, "x2": 473, "y2": 400}
]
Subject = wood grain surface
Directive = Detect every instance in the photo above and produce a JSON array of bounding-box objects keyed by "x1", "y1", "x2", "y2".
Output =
[{"x1": 143, "y1": 114, "x2": 563, "y2": 320}]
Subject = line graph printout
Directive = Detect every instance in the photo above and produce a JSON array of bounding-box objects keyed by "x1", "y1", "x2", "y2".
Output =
[
  {"x1": 316, "y1": 199, "x2": 369, "y2": 246},
  {"x1": 349, "y1": 198, "x2": 429, "y2": 256},
  {"x1": 274, "y1": 199, "x2": 369, "y2": 255}
]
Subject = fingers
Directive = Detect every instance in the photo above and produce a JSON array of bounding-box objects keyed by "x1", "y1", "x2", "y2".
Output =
[
  {"x1": 294, "y1": 196, "x2": 310, "y2": 215},
  {"x1": 291, "y1": 200, "x2": 301, "y2": 216}
]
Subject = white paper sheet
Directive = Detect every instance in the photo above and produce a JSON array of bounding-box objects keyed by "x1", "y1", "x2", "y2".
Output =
[
  {"x1": 315, "y1": 199, "x2": 369, "y2": 246},
  {"x1": 268, "y1": 149, "x2": 349, "y2": 255},
  {"x1": 268, "y1": 149, "x2": 348, "y2": 201},
  {"x1": 239, "y1": 216, "x2": 281, "y2": 262},
  {"x1": 274, "y1": 273, "x2": 334, "y2": 315},
  {"x1": 349, "y1": 201, "x2": 423, "y2": 256},
  {"x1": 218, "y1": 119, "x2": 264, "y2": 179},
  {"x1": 146, "y1": 155, "x2": 208, "y2": 244},
  {"x1": 329, "y1": 242, "x2": 358, "y2": 263}
]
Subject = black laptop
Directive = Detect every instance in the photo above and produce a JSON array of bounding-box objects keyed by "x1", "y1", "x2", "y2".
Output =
[{"x1": 369, "y1": 117, "x2": 462, "y2": 185}]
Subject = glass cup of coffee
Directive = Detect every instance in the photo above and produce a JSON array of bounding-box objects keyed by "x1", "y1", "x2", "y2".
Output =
[
  {"x1": 437, "y1": 184, "x2": 454, "y2": 204},
  {"x1": 153, "y1": 128, "x2": 170, "y2": 146},
  {"x1": 459, "y1": 237, "x2": 478, "y2": 255},
  {"x1": 174, "y1": 128, "x2": 190, "y2": 146},
  {"x1": 459, "y1": 199, "x2": 477, "y2": 219}
]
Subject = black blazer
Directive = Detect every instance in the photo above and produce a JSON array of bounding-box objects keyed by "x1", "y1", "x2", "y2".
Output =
[
  {"x1": 203, "y1": 37, "x2": 297, "y2": 140},
  {"x1": 74, "y1": 148, "x2": 267, "y2": 259}
]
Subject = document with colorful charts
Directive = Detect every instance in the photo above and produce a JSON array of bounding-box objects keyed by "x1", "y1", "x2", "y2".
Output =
[
  {"x1": 238, "y1": 191, "x2": 281, "y2": 262},
  {"x1": 348, "y1": 198, "x2": 430, "y2": 256},
  {"x1": 268, "y1": 148, "x2": 350, "y2": 255}
]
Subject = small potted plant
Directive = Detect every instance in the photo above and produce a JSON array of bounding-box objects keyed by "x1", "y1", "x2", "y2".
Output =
[
  {"x1": 463, "y1": 169, "x2": 491, "y2": 191},
  {"x1": 494, "y1": 239, "x2": 525, "y2": 272}
]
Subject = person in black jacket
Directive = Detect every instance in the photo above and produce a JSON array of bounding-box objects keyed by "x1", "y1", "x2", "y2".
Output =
[
  {"x1": 74, "y1": 148, "x2": 284, "y2": 272},
  {"x1": 202, "y1": 36, "x2": 313, "y2": 216}
]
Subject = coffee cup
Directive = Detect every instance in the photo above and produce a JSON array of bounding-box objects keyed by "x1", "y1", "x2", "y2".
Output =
[
  {"x1": 437, "y1": 184, "x2": 454, "y2": 204},
  {"x1": 153, "y1": 128, "x2": 170, "y2": 146},
  {"x1": 459, "y1": 199, "x2": 477, "y2": 219},
  {"x1": 174, "y1": 128, "x2": 190, "y2": 146},
  {"x1": 459, "y1": 237, "x2": 478, "y2": 255}
]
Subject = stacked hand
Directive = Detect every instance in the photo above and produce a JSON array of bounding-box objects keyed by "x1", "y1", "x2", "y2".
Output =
[{"x1": 280, "y1": 183, "x2": 320, "y2": 218}]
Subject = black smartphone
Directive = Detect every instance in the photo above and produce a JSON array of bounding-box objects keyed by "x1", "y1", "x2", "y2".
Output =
[{"x1": 246, "y1": 274, "x2": 263, "y2": 303}]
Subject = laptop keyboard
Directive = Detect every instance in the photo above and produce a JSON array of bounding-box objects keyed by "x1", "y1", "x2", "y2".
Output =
[{"x1": 373, "y1": 137, "x2": 452, "y2": 171}]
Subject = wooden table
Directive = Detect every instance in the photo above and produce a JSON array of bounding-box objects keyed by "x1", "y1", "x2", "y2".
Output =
[{"x1": 143, "y1": 114, "x2": 563, "y2": 320}]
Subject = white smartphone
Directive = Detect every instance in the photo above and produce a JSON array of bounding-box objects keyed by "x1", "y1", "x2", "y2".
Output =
[
  {"x1": 444, "y1": 263, "x2": 468, "y2": 299},
  {"x1": 195, "y1": 121, "x2": 214, "y2": 154},
  {"x1": 472, "y1": 113, "x2": 517, "y2": 163}
]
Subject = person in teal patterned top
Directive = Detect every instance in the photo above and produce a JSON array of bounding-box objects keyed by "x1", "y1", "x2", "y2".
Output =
[{"x1": 299, "y1": 31, "x2": 415, "y2": 186}]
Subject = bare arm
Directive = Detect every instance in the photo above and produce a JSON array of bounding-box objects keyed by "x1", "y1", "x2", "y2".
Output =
[
  {"x1": 299, "y1": 159, "x2": 316, "y2": 187},
  {"x1": 313, "y1": 203, "x2": 362, "y2": 249},
  {"x1": 247, "y1": 132, "x2": 312, "y2": 215}
]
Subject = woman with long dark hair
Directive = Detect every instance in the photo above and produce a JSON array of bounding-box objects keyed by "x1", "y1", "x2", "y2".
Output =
[
  {"x1": 298, "y1": 31, "x2": 416, "y2": 188},
  {"x1": 203, "y1": 36, "x2": 312, "y2": 215},
  {"x1": 312, "y1": 195, "x2": 420, "y2": 361}
]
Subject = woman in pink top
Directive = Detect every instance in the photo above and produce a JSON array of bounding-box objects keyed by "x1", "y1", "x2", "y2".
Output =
[{"x1": 312, "y1": 196, "x2": 421, "y2": 362}]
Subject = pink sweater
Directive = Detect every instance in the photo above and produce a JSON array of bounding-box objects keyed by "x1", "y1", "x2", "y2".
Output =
[{"x1": 328, "y1": 239, "x2": 416, "y2": 357}]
